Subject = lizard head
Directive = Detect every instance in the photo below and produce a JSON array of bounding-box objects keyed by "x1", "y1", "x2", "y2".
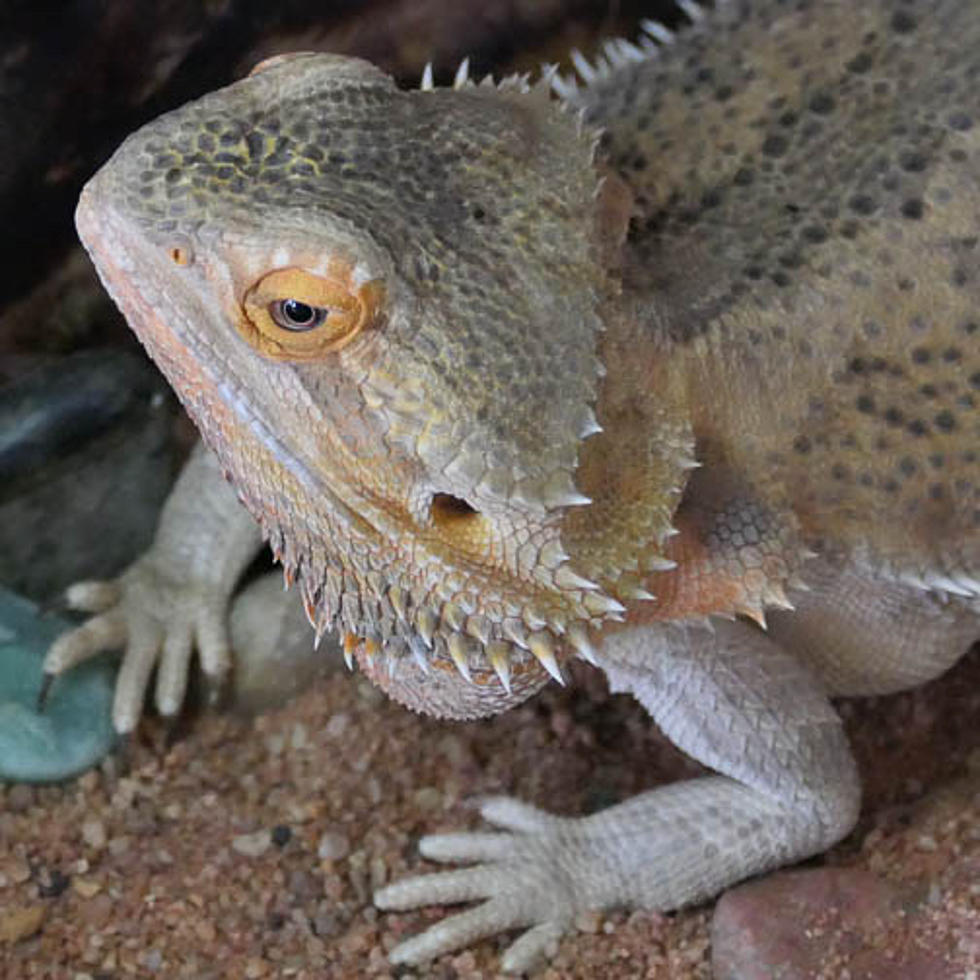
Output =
[{"x1": 76, "y1": 53, "x2": 692, "y2": 716}]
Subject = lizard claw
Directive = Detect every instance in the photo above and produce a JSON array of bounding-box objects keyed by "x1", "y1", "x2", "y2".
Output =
[{"x1": 375, "y1": 796, "x2": 579, "y2": 974}]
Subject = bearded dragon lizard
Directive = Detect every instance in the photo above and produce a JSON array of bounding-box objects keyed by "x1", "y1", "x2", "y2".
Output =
[{"x1": 43, "y1": 0, "x2": 979, "y2": 972}]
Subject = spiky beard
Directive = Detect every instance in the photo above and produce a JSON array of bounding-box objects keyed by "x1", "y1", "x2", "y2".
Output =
[{"x1": 262, "y1": 512, "x2": 606, "y2": 700}]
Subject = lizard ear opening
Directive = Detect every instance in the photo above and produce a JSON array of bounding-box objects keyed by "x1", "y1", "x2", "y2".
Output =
[
  {"x1": 432, "y1": 493, "x2": 479, "y2": 520},
  {"x1": 239, "y1": 266, "x2": 384, "y2": 361},
  {"x1": 430, "y1": 493, "x2": 492, "y2": 553}
]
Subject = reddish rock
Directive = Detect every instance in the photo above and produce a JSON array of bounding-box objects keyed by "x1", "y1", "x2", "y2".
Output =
[{"x1": 711, "y1": 867, "x2": 955, "y2": 980}]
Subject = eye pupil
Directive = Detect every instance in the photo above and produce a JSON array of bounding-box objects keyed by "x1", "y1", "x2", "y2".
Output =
[
  {"x1": 272, "y1": 298, "x2": 328, "y2": 331},
  {"x1": 282, "y1": 299, "x2": 314, "y2": 325}
]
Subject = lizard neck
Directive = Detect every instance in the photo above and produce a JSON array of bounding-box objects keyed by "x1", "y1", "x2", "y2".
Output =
[{"x1": 560, "y1": 289, "x2": 697, "y2": 604}]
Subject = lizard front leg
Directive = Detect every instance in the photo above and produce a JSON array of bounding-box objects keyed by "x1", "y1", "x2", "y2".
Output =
[
  {"x1": 375, "y1": 619, "x2": 860, "y2": 973},
  {"x1": 41, "y1": 441, "x2": 264, "y2": 733}
]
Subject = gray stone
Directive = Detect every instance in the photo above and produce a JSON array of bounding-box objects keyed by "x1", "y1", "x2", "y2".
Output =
[
  {"x1": 228, "y1": 572, "x2": 340, "y2": 715},
  {"x1": 0, "y1": 586, "x2": 116, "y2": 783},
  {"x1": 0, "y1": 348, "x2": 177, "y2": 603}
]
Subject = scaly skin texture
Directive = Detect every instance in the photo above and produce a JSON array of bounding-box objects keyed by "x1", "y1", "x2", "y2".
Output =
[{"x1": 52, "y1": 0, "x2": 978, "y2": 972}]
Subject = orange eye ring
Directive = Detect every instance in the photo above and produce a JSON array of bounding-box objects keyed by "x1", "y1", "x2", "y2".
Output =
[{"x1": 239, "y1": 265, "x2": 384, "y2": 360}]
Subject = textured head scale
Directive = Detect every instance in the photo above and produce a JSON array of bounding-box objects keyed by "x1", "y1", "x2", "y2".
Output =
[{"x1": 76, "y1": 53, "x2": 686, "y2": 714}]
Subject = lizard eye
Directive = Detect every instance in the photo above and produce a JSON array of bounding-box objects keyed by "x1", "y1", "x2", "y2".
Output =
[
  {"x1": 270, "y1": 298, "x2": 329, "y2": 331},
  {"x1": 239, "y1": 266, "x2": 384, "y2": 361}
]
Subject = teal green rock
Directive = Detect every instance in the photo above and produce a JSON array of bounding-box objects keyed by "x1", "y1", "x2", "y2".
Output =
[{"x1": 0, "y1": 586, "x2": 116, "y2": 783}]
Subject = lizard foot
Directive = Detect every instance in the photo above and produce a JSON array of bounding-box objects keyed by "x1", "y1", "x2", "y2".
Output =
[
  {"x1": 375, "y1": 796, "x2": 586, "y2": 974},
  {"x1": 41, "y1": 558, "x2": 232, "y2": 734}
]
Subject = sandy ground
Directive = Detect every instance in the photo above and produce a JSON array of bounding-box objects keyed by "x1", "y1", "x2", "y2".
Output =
[{"x1": 0, "y1": 639, "x2": 977, "y2": 979}]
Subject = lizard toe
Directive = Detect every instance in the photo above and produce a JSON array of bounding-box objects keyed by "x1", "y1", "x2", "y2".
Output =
[
  {"x1": 155, "y1": 622, "x2": 194, "y2": 718},
  {"x1": 500, "y1": 921, "x2": 567, "y2": 975},
  {"x1": 419, "y1": 830, "x2": 516, "y2": 864},
  {"x1": 42, "y1": 610, "x2": 127, "y2": 677},
  {"x1": 112, "y1": 625, "x2": 163, "y2": 734},
  {"x1": 386, "y1": 899, "x2": 524, "y2": 966},
  {"x1": 194, "y1": 604, "x2": 233, "y2": 694},
  {"x1": 375, "y1": 864, "x2": 505, "y2": 909},
  {"x1": 64, "y1": 580, "x2": 123, "y2": 614},
  {"x1": 478, "y1": 796, "x2": 557, "y2": 833}
]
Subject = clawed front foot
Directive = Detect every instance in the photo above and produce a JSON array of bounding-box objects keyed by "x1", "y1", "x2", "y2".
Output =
[
  {"x1": 41, "y1": 559, "x2": 233, "y2": 734},
  {"x1": 39, "y1": 441, "x2": 265, "y2": 735},
  {"x1": 375, "y1": 796, "x2": 590, "y2": 974}
]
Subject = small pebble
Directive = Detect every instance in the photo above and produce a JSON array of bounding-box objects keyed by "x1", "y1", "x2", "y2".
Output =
[
  {"x1": 77, "y1": 770, "x2": 100, "y2": 793},
  {"x1": 244, "y1": 956, "x2": 269, "y2": 978},
  {"x1": 575, "y1": 909, "x2": 603, "y2": 934},
  {"x1": 81, "y1": 818, "x2": 107, "y2": 850},
  {"x1": 73, "y1": 877, "x2": 102, "y2": 899},
  {"x1": 0, "y1": 904, "x2": 45, "y2": 944},
  {"x1": 231, "y1": 830, "x2": 272, "y2": 858},
  {"x1": 311, "y1": 906, "x2": 341, "y2": 938},
  {"x1": 265, "y1": 732, "x2": 286, "y2": 755},
  {"x1": 412, "y1": 786, "x2": 443, "y2": 811},
  {"x1": 287, "y1": 869, "x2": 320, "y2": 902},
  {"x1": 324, "y1": 713, "x2": 350, "y2": 739},
  {"x1": 1, "y1": 858, "x2": 31, "y2": 885},
  {"x1": 317, "y1": 830, "x2": 350, "y2": 862},
  {"x1": 369, "y1": 855, "x2": 388, "y2": 891},
  {"x1": 6, "y1": 784, "x2": 35, "y2": 813},
  {"x1": 289, "y1": 723, "x2": 309, "y2": 750},
  {"x1": 141, "y1": 948, "x2": 163, "y2": 971}
]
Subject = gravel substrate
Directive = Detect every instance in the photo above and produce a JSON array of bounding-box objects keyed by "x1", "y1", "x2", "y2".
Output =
[{"x1": 1, "y1": 646, "x2": 977, "y2": 979}]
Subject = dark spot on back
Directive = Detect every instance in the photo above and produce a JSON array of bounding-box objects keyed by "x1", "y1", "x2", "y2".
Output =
[
  {"x1": 900, "y1": 198, "x2": 924, "y2": 219},
  {"x1": 846, "y1": 52, "x2": 874, "y2": 74},
  {"x1": 762, "y1": 134, "x2": 789, "y2": 157},
  {"x1": 899, "y1": 150, "x2": 927, "y2": 173},
  {"x1": 890, "y1": 11, "x2": 917, "y2": 33},
  {"x1": 849, "y1": 194, "x2": 877, "y2": 215}
]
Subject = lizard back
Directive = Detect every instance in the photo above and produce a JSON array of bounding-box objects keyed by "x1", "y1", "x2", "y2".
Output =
[{"x1": 579, "y1": 0, "x2": 980, "y2": 586}]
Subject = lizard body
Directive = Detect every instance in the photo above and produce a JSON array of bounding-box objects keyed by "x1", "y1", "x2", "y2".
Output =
[{"x1": 48, "y1": 0, "x2": 978, "y2": 971}]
